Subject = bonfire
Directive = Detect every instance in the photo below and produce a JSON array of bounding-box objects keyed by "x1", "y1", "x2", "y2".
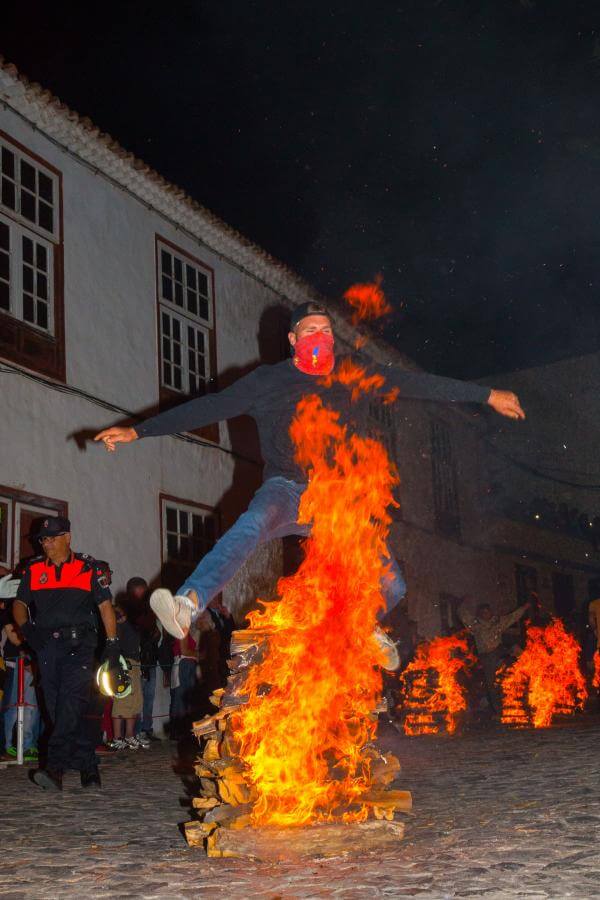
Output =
[
  {"x1": 500, "y1": 618, "x2": 587, "y2": 728},
  {"x1": 593, "y1": 649, "x2": 600, "y2": 690},
  {"x1": 398, "y1": 634, "x2": 476, "y2": 735},
  {"x1": 184, "y1": 281, "x2": 413, "y2": 857}
]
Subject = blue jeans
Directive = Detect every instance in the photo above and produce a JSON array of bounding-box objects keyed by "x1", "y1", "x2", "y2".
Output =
[
  {"x1": 2, "y1": 662, "x2": 40, "y2": 752},
  {"x1": 170, "y1": 658, "x2": 197, "y2": 721},
  {"x1": 139, "y1": 665, "x2": 156, "y2": 734},
  {"x1": 179, "y1": 476, "x2": 406, "y2": 620}
]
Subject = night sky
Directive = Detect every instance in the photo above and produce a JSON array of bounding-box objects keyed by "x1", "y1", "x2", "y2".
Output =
[{"x1": 4, "y1": 1, "x2": 600, "y2": 378}]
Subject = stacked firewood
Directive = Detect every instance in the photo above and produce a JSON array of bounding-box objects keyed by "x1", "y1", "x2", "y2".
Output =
[
  {"x1": 399, "y1": 668, "x2": 448, "y2": 735},
  {"x1": 184, "y1": 627, "x2": 412, "y2": 858}
]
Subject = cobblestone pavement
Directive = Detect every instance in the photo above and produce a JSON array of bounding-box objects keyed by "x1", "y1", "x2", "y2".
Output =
[{"x1": 2, "y1": 719, "x2": 600, "y2": 899}]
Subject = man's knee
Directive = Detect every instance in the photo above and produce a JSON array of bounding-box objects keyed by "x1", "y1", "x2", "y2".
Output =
[{"x1": 237, "y1": 505, "x2": 281, "y2": 541}]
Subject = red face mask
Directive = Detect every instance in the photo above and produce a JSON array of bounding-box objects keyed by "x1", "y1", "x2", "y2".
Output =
[{"x1": 293, "y1": 331, "x2": 335, "y2": 375}]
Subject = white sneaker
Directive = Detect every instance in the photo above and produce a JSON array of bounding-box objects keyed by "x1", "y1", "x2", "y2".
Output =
[
  {"x1": 373, "y1": 626, "x2": 400, "y2": 671},
  {"x1": 107, "y1": 738, "x2": 126, "y2": 751},
  {"x1": 136, "y1": 733, "x2": 150, "y2": 749},
  {"x1": 150, "y1": 588, "x2": 198, "y2": 639},
  {"x1": 124, "y1": 737, "x2": 140, "y2": 751}
]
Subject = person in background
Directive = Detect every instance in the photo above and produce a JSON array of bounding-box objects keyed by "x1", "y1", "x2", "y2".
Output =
[
  {"x1": 127, "y1": 577, "x2": 161, "y2": 742},
  {"x1": 1, "y1": 571, "x2": 41, "y2": 762},
  {"x1": 108, "y1": 603, "x2": 148, "y2": 751},
  {"x1": 458, "y1": 597, "x2": 530, "y2": 716},
  {"x1": 169, "y1": 628, "x2": 198, "y2": 739},
  {"x1": 0, "y1": 574, "x2": 19, "y2": 751},
  {"x1": 206, "y1": 596, "x2": 235, "y2": 686}
]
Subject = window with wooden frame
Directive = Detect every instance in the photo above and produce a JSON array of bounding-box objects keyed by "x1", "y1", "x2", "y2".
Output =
[
  {"x1": 0, "y1": 485, "x2": 68, "y2": 574},
  {"x1": 0, "y1": 132, "x2": 64, "y2": 381},
  {"x1": 155, "y1": 236, "x2": 217, "y2": 441},
  {"x1": 430, "y1": 419, "x2": 461, "y2": 540},
  {"x1": 368, "y1": 397, "x2": 398, "y2": 465},
  {"x1": 159, "y1": 494, "x2": 219, "y2": 592}
]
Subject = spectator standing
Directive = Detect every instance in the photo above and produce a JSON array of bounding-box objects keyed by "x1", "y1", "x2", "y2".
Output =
[
  {"x1": 13, "y1": 517, "x2": 119, "y2": 790},
  {"x1": 169, "y1": 629, "x2": 198, "y2": 738},
  {"x1": 108, "y1": 603, "x2": 148, "y2": 750},
  {"x1": 1, "y1": 573, "x2": 41, "y2": 761},
  {"x1": 458, "y1": 598, "x2": 530, "y2": 715},
  {"x1": 1, "y1": 624, "x2": 40, "y2": 762},
  {"x1": 127, "y1": 577, "x2": 161, "y2": 742},
  {"x1": 206, "y1": 597, "x2": 235, "y2": 685}
]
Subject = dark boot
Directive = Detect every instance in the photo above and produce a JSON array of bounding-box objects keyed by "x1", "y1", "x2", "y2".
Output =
[
  {"x1": 33, "y1": 769, "x2": 63, "y2": 791},
  {"x1": 80, "y1": 765, "x2": 101, "y2": 788}
]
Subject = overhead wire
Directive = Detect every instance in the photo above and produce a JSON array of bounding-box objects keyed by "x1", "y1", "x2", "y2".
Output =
[{"x1": 0, "y1": 361, "x2": 262, "y2": 468}]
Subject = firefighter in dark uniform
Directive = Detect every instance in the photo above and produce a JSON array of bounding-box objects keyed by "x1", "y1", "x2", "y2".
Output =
[{"x1": 13, "y1": 516, "x2": 120, "y2": 790}]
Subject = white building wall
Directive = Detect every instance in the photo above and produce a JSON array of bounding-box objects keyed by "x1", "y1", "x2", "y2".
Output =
[{"x1": 0, "y1": 105, "x2": 285, "y2": 616}]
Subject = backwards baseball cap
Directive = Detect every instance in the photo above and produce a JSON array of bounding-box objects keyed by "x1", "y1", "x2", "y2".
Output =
[
  {"x1": 38, "y1": 516, "x2": 71, "y2": 538},
  {"x1": 289, "y1": 301, "x2": 330, "y2": 331}
]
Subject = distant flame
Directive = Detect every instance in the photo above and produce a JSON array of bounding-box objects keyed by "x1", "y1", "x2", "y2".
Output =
[
  {"x1": 500, "y1": 619, "x2": 587, "y2": 728},
  {"x1": 232, "y1": 392, "x2": 398, "y2": 825},
  {"x1": 593, "y1": 650, "x2": 600, "y2": 689},
  {"x1": 398, "y1": 635, "x2": 475, "y2": 735},
  {"x1": 343, "y1": 276, "x2": 392, "y2": 324}
]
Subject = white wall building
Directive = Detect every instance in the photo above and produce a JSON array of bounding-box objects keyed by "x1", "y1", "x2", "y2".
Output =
[{"x1": 0, "y1": 61, "x2": 505, "y2": 633}]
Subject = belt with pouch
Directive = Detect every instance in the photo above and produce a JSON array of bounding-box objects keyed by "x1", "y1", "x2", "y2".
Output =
[{"x1": 49, "y1": 625, "x2": 94, "y2": 642}]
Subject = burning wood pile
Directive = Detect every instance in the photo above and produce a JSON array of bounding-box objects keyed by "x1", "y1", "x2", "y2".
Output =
[
  {"x1": 185, "y1": 627, "x2": 410, "y2": 858},
  {"x1": 397, "y1": 634, "x2": 475, "y2": 735},
  {"x1": 184, "y1": 288, "x2": 412, "y2": 858},
  {"x1": 500, "y1": 618, "x2": 587, "y2": 728}
]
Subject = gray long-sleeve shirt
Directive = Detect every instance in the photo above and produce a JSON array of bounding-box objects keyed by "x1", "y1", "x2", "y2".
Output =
[
  {"x1": 459, "y1": 603, "x2": 529, "y2": 654},
  {"x1": 136, "y1": 356, "x2": 491, "y2": 482}
]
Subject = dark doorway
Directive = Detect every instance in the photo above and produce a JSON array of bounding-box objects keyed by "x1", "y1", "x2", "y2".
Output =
[{"x1": 552, "y1": 571, "x2": 574, "y2": 620}]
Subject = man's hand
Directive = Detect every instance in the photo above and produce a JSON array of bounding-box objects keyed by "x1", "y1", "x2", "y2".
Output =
[
  {"x1": 94, "y1": 426, "x2": 138, "y2": 452},
  {"x1": 487, "y1": 389, "x2": 526, "y2": 420},
  {"x1": 101, "y1": 637, "x2": 122, "y2": 679}
]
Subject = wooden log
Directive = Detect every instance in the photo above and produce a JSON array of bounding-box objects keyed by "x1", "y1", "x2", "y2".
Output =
[
  {"x1": 217, "y1": 776, "x2": 255, "y2": 807},
  {"x1": 230, "y1": 627, "x2": 272, "y2": 654},
  {"x1": 203, "y1": 739, "x2": 222, "y2": 761},
  {"x1": 206, "y1": 819, "x2": 405, "y2": 860},
  {"x1": 193, "y1": 708, "x2": 232, "y2": 739},
  {"x1": 209, "y1": 687, "x2": 225, "y2": 708},
  {"x1": 192, "y1": 796, "x2": 221, "y2": 811},
  {"x1": 184, "y1": 820, "x2": 216, "y2": 848},
  {"x1": 199, "y1": 777, "x2": 219, "y2": 799},
  {"x1": 361, "y1": 789, "x2": 412, "y2": 813},
  {"x1": 370, "y1": 752, "x2": 401, "y2": 786},
  {"x1": 204, "y1": 802, "x2": 253, "y2": 826}
]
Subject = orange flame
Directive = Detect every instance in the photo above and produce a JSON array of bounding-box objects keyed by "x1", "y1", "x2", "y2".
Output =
[
  {"x1": 321, "y1": 357, "x2": 386, "y2": 401},
  {"x1": 398, "y1": 635, "x2": 475, "y2": 735},
  {"x1": 500, "y1": 619, "x2": 587, "y2": 728},
  {"x1": 343, "y1": 276, "x2": 391, "y2": 324},
  {"x1": 231, "y1": 394, "x2": 398, "y2": 826},
  {"x1": 592, "y1": 650, "x2": 600, "y2": 689}
]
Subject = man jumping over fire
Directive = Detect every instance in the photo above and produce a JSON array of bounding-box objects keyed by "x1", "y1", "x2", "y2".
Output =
[{"x1": 95, "y1": 302, "x2": 525, "y2": 669}]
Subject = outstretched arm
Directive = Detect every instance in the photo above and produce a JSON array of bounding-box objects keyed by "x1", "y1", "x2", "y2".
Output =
[
  {"x1": 499, "y1": 603, "x2": 530, "y2": 633},
  {"x1": 95, "y1": 368, "x2": 260, "y2": 452},
  {"x1": 380, "y1": 366, "x2": 525, "y2": 420}
]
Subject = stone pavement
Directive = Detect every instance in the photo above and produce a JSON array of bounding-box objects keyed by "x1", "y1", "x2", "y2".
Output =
[{"x1": 2, "y1": 719, "x2": 600, "y2": 899}]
